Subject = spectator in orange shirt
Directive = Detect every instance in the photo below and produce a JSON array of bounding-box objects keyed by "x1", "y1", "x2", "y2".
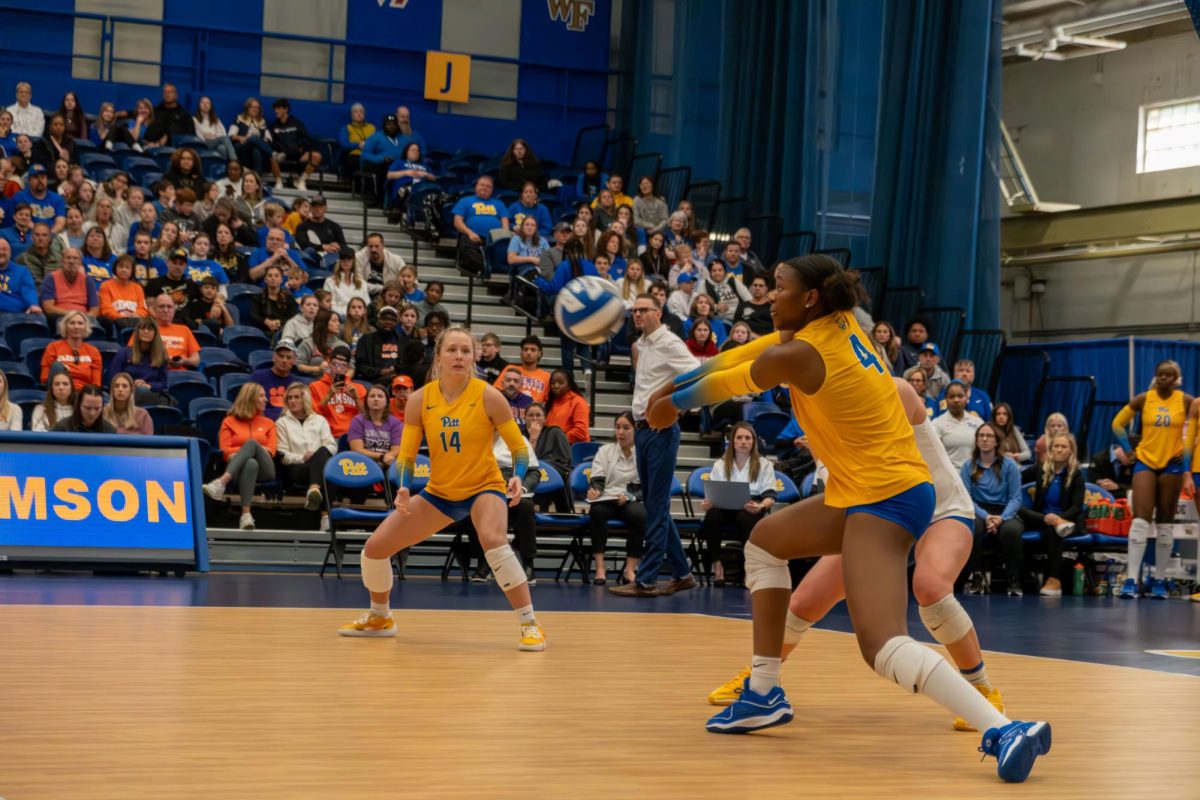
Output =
[
  {"x1": 545, "y1": 368, "x2": 590, "y2": 444},
  {"x1": 203, "y1": 381, "x2": 277, "y2": 531},
  {"x1": 309, "y1": 345, "x2": 364, "y2": 438},
  {"x1": 99, "y1": 254, "x2": 147, "y2": 330},
  {"x1": 389, "y1": 373, "x2": 413, "y2": 422},
  {"x1": 492, "y1": 334, "x2": 550, "y2": 402},
  {"x1": 40, "y1": 309, "x2": 103, "y2": 390},
  {"x1": 137, "y1": 293, "x2": 201, "y2": 369}
]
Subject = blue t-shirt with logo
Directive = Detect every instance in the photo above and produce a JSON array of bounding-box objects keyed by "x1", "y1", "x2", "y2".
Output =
[
  {"x1": 10, "y1": 189, "x2": 66, "y2": 229},
  {"x1": 82, "y1": 254, "x2": 115, "y2": 282},
  {"x1": 187, "y1": 258, "x2": 230, "y2": 285},
  {"x1": 451, "y1": 194, "x2": 508, "y2": 239}
]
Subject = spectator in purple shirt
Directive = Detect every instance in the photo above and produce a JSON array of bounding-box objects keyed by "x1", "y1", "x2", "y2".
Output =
[{"x1": 347, "y1": 384, "x2": 404, "y2": 468}]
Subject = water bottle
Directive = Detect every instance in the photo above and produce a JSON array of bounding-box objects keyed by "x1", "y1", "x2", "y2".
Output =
[{"x1": 1073, "y1": 563, "x2": 1086, "y2": 596}]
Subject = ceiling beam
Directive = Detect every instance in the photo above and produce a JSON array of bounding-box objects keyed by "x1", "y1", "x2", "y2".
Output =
[{"x1": 1001, "y1": 196, "x2": 1200, "y2": 252}]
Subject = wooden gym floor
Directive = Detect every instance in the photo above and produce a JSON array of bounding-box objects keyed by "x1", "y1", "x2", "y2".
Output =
[{"x1": 1, "y1": 603, "x2": 1197, "y2": 799}]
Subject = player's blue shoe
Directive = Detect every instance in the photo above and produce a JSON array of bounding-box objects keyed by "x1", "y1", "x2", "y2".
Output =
[
  {"x1": 705, "y1": 683, "x2": 793, "y2": 734},
  {"x1": 1117, "y1": 578, "x2": 1139, "y2": 599},
  {"x1": 1149, "y1": 578, "x2": 1168, "y2": 600},
  {"x1": 979, "y1": 720, "x2": 1052, "y2": 783}
]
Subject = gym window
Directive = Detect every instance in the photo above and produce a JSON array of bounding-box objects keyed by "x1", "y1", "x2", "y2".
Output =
[{"x1": 1137, "y1": 97, "x2": 1200, "y2": 174}]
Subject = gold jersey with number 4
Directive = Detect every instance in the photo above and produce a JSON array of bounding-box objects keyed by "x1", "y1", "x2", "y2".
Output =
[
  {"x1": 789, "y1": 312, "x2": 931, "y2": 508},
  {"x1": 421, "y1": 378, "x2": 506, "y2": 500}
]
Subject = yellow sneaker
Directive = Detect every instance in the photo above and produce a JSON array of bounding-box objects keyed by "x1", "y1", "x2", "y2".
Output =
[
  {"x1": 338, "y1": 611, "x2": 397, "y2": 637},
  {"x1": 519, "y1": 622, "x2": 546, "y2": 651},
  {"x1": 707, "y1": 666, "x2": 752, "y2": 706},
  {"x1": 953, "y1": 686, "x2": 1005, "y2": 732},
  {"x1": 1191, "y1": 592, "x2": 1200, "y2": 602}
]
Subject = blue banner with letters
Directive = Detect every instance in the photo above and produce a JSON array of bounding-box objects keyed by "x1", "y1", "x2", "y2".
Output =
[{"x1": 0, "y1": 433, "x2": 208, "y2": 570}]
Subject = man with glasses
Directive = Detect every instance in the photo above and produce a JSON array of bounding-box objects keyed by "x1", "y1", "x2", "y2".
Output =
[{"x1": 610, "y1": 293, "x2": 701, "y2": 597}]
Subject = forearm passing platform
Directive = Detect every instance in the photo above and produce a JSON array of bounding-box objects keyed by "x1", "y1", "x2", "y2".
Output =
[{"x1": 672, "y1": 359, "x2": 765, "y2": 411}]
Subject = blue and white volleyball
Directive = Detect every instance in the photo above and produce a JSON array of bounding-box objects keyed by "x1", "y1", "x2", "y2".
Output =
[{"x1": 554, "y1": 276, "x2": 626, "y2": 345}]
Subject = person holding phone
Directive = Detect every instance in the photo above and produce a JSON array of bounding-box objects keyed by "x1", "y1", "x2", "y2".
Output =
[{"x1": 309, "y1": 345, "x2": 364, "y2": 439}]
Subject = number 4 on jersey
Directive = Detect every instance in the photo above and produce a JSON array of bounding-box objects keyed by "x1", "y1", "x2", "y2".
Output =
[{"x1": 849, "y1": 333, "x2": 884, "y2": 374}]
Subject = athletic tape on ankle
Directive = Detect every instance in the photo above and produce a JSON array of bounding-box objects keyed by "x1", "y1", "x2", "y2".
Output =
[
  {"x1": 783, "y1": 611, "x2": 814, "y2": 646},
  {"x1": 744, "y1": 542, "x2": 790, "y2": 593},
  {"x1": 874, "y1": 635, "x2": 947, "y2": 694},
  {"x1": 918, "y1": 594, "x2": 973, "y2": 645},
  {"x1": 1129, "y1": 517, "x2": 1149, "y2": 545},
  {"x1": 360, "y1": 554, "x2": 394, "y2": 593},
  {"x1": 485, "y1": 544, "x2": 527, "y2": 591}
]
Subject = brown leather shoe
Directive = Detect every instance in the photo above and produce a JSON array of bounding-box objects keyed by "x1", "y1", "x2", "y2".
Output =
[
  {"x1": 661, "y1": 575, "x2": 698, "y2": 595},
  {"x1": 608, "y1": 582, "x2": 659, "y2": 597}
]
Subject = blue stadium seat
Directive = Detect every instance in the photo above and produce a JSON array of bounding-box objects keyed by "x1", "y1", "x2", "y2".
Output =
[
  {"x1": 4, "y1": 316, "x2": 51, "y2": 352},
  {"x1": 321, "y1": 452, "x2": 391, "y2": 579},
  {"x1": 11, "y1": 389, "x2": 43, "y2": 429},
  {"x1": 247, "y1": 349, "x2": 275, "y2": 371},
  {"x1": 0, "y1": 361, "x2": 35, "y2": 390},
  {"x1": 144, "y1": 404, "x2": 184, "y2": 431},
  {"x1": 168, "y1": 371, "x2": 215, "y2": 411},
  {"x1": 140, "y1": 171, "x2": 163, "y2": 190},
  {"x1": 534, "y1": 462, "x2": 591, "y2": 582},
  {"x1": 225, "y1": 333, "x2": 270, "y2": 363},
  {"x1": 220, "y1": 373, "x2": 251, "y2": 402},
  {"x1": 570, "y1": 441, "x2": 600, "y2": 464},
  {"x1": 0, "y1": 342, "x2": 12, "y2": 362},
  {"x1": 191, "y1": 327, "x2": 219, "y2": 348},
  {"x1": 740, "y1": 401, "x2": 781, "y2": 422},
  {"x1": 190, "y1": 397, "x2": 231, "y2": 442},
  {"x1": 93, "y1": 341, "x2": 120, "y2": 382},
  {"x1": 750, "y1": 411, "x2": 791, "y2": 454},
  {"x1": 20, "y1": 337, "x2": 54, "y2": 380},
  {"x1": 199, "y1": 347, "x2": 248, "y2": 383}
]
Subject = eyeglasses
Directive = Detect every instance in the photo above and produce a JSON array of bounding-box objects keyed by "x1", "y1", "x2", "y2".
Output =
[{"x1": 631, "y1": 307, "x2": 656, "y2": 315}]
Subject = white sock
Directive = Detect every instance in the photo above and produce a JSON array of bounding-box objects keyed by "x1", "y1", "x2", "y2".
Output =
[
  {"x1": 1127, "y1": 518, "x2": 1150, "y2": 582},
  {"x1": 516, "y1": 603, "x2": 537, "y2": 625},
  {"x1": 875, "y1": 636, "x2": 1009, "y2": 733},
  {"x1": 749, "y1": 655, "x2": 781, "y2": 695},
  {"x1": 960, "y1": 660, "x2": 992, "y2": 691},
  {"x1": 1154, "y1": 523, "x2": 1174, "y2": 579},
  {"x1": 370, "y1": 601, "x2": 390, "y2": 618}
]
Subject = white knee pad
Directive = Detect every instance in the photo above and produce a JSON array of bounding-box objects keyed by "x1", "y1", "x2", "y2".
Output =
[
  {"x1": 1128, "y1": 518, "x2": 1150, "y2": 545},
  {"x1": 485, "y1": 544, "x2": 527, "y2": 591},
  {"x1": 783, "y1": 611, "x2": 814, "y2": 647},
  {"x1": 918, "y1": 594, "x2": 973, "y2": 645},
  {"x1": 360, "y1": 554, "x2": 394, "y2": 593},
  {"x1": 744, "y1": 542, "x2": 790, "y2": 593},
  {"x1": 874, "y1": 635, "x2": 949, "y2": 694}
]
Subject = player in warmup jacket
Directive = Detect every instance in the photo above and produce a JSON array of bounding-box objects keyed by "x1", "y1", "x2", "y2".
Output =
[
  {"x1": 707, "y1": 377, "x2": 1007, "y2": 733},
  {"x1": 339, "y1": 326, "x2": 546, "y2": 651},
  {"x1": 647, "y1": 255, "x2": 1050, "y2": 783},
  {"x1": 1113, "y1": 361, "x2": 1192, "y2": 599}
]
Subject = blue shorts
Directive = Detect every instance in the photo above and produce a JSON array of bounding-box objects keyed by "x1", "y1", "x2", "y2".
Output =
[
  {"x1": 846, "y1": 482, "x2": 936, "y2": 540},
  {"x1": 937, "y1": 515, "x2": 974, "y2": 536},
  {"x1": 418, "y1": 489, "x2": 507, "y2": 522},
  {"x1": 1133, "y1": 458, "x2": 1184, "y2": 477}
]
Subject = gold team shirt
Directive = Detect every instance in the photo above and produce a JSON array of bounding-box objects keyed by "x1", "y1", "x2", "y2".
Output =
[
  {"x1": 1136, "y1": 389, "x2": 1185, "y2": 470},
  {"x1": 421, "y1": 377, "x2": 506, "y2": 500},
  {"x1": 789, "y1": 312, "x2": 931, "y2": 508}
]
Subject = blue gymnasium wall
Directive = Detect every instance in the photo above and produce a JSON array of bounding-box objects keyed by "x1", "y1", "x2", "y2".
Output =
[{"x1": 0, "y1": 0, "x2": 611, "y2": 162}]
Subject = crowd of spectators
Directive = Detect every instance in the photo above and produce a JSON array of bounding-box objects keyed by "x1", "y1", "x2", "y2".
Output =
[{"x1": 0, "y1": 80, "x2": 1126, "y2": 594}]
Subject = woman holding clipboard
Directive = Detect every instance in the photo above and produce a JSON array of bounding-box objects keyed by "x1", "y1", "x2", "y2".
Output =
[
  {"x1": 588, "y1": 411, "x2": 646, "y2": 586},
  {"x1": 699, "y1": 421, "x2": 777, "y2": 586}
]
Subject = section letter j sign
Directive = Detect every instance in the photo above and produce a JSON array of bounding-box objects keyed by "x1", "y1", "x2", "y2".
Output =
[{"x1": 425, "y1": 52, "x2": 471, "y2": 104}]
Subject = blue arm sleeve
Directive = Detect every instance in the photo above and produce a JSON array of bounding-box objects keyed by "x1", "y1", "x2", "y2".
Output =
[{"x1": 337, "y1": 125, "x2": 353, "y2": 150}]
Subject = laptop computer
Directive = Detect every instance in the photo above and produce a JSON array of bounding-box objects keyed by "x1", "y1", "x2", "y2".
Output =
[{"x1": 704, "y1": 479, "x2": 752, "y2": 511}]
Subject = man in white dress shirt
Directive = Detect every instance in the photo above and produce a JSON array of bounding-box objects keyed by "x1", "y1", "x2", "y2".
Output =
[
  {"x1": 610, "y1": 292, "x2": 701, "y2": 597},
  {"x1": 7, "y1": 82, "x2": 44, "y2": 137}
]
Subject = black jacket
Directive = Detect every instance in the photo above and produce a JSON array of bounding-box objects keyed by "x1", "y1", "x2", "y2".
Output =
[
  {"x1": 154, "y1": 103, "x2": 195, "y2": 137},
  {"x1": 353, "y1": 329, "x2": 404, "y2": 384},
  {"x1": 497, "y1": 160, "x2": 546, "y2": 193},
  {"x1": 1088, "y1": 449, "x2": 1132, "y2": 500},
  {"x1": 295, "y1": 219, "x2": 347, "y2": 250},
  {"x1": 52, "y1": 415, "x2": 117, "y2": 434},
  {"x1": 250, "y1": 289, "x2": 296, "y2": 329},
  {"x1": 268, "y1": 117, "x2": 315, "y2": 157},
  {"x1": 533, "y1": 425, "x2": 572, "y2": 487},
  {"x1": 1030, "y1": 467, "x2": 1087, "y2": 525}
]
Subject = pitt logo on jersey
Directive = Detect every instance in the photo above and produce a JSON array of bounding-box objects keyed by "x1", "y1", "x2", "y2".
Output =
[{"x1": 440, "y1": 416, "x2": 460, "y2": 429}]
